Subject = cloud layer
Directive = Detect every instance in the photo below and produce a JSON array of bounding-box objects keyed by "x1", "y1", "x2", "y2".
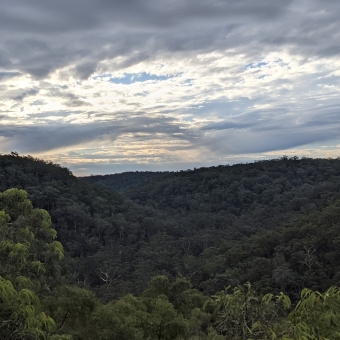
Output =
[{"x1": 1, "y1": 0, "x2": 340, "y2": 174}]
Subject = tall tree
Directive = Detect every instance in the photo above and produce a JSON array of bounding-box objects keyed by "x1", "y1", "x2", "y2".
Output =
[{"x1": 0, "y1": 188, "x2": 66, "y2": 339}]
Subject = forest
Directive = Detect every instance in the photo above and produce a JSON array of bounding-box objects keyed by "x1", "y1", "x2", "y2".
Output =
[{"x1": 1, "y1": 153, "x2": 340, "y2": 339}]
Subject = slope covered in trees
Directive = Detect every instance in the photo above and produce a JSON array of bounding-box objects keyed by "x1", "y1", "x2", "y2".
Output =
[
  {"x1": 80, "y1": 171, "x2": 169, "y2": 192},
  {"x1": 122, "y1": 156, "x2": 340, "y2": 295},
  {"x1": 1, "y1": 154, "x2": 340, "y2": 300},
  {"x1": 2, "y1": 188, "x2": 340, "y2": 339}
]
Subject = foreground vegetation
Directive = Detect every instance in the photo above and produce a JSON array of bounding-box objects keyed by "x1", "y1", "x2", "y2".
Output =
[{"x1": 1, "y1": 153, "x2": 340, "y2": 338}]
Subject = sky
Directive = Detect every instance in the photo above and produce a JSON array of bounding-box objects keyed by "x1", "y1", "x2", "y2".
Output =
[{"x1": 1, "y1": 0, "x2": 340, "y2": 175}]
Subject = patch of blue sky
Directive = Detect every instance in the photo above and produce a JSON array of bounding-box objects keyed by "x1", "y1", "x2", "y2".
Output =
[
  {"x1": 94, "y1": 72, "x2": 182, "y2": 84},
  {"x1": 244, "y1": 61, "x2": 268, "y2": 70}
]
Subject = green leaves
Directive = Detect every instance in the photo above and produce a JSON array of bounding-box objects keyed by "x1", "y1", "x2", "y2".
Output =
[
  {"x1": 86, "y1": 294, "x2": 189, "y2": 340},
  {"x1": 43, "y1": 285, "x2": 97, "y2": 339},
  {"x1": 283, "y1": 286, "x2": 340, "y2": 339},
  {"x1": 0, "y1": 189, "x2": 68, "y2": 339},
  {"x1": 0, "y1": 189, "x2": 65, "y2": 290},
  {"x1": 0, "y1": 276, "x2": 16, "y2": 301},
  {"x1": 0, "y1": 275, "x2": 56, "y2": 340},
  {"x1": 0, "y1": 188, "x2": 33, "y2": 221},
  {"x1": 49, "y1": 241, "x2": 64, "y2": 260}
]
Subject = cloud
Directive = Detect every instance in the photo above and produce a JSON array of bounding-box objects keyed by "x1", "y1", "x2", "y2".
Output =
[
  {"x1": 0, "y1": 71, "x2": 21, "y2": 80},
  {"x1": 0, "y1": 115, "x2": 195, "y2": 153},
  {"x1": 0, "y1": 0, "x2": 331, "y2": 77},
  {"x1": 0, "y1": 0, "x2": 340, "y2": 173}
]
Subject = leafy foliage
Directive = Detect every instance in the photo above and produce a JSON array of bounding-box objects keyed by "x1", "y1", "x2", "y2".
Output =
[
  {"x1": 3, "y1": 154, "x2": 340, "y2": 339},
  {"x1": 2, "y1": 154, "x2": 340, "y2": 299},
  {"x1": 0, "y1": 188, "x2": 66, "y2": 339}
]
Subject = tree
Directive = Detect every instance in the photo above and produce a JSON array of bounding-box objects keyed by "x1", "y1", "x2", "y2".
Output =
[
  {"x1": 210, "y1": 283, "x2": 289, "y2": 339},
  {"x1": 212, "y1": 283, "x2": 340, "y2": 339},
  {"x1": 275, "y1": 286, "x2": 340, "y2": 340},
  {"x1": 43, "y1": 285, "x2": 97, "y2": 339},
  {"x1": 0, "y1": 188, "x2": 67, "y2": 339},
  {"x1": 0, "y1": 276, "x2": 56, "y2": 340},
  {"x1": 0, "y1": 189, "x2": 64, "y2": 290}
]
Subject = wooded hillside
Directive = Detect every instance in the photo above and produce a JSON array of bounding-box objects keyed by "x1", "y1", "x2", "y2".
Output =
[{"x1": 1, "y1": 153, "x2": 340, "y2": 339}]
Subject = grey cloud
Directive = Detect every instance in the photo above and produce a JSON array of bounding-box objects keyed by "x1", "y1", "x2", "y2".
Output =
[
  {"x1": 13, "y1": 88, "x2": 39, "y2": 101},
  {"x1": 64, "y1": 100, "x2": 92, "y2": 108},
  {"x1": 204, "y1": 104, "x2": 340, "y2": 134},
  {"x1": 0, "y1": 124, "x2": 106, "y2": 152},
  {"x1": 27, "y1": 111, "x2": 72, "y2": 118},
  {"x1": 1, "y1": 0, "x2": 336, "y2": 77},
  {"x1": 200, "y1": 126, "x2": 340, "y2": 156},
  {"x1": 3, "y1": 88, "x2": 40, "y2": 102},
  {"x1": 0, "y1": 72, "x2": 21, "y2": 80},
  {"x1": 0, "y1": 1, "x2": 100, "y2": 34},
  {"x1": 74, "y1": 61, "x2": 99, "y2": 80},
  {"x1": 43, "y1": 87, "x2": 91, "y2": 107},
  {"x1": 0, "y1": 116, "x2": 194, "y2": 153},
  {"x1": 194, "y1": 98, "x2": 340, "y2": 155},
  {"x1": 0, "y1": 0, "x2": 291, "y2": 33},
  {"x1": 201, "y1": 121, "x2": 254, "y2": 131}
]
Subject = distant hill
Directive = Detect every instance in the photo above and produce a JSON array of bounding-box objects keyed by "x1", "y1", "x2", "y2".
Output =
[
  {"x1": 126, "y1": 156, "x2": 340, "y2": 225},
  {"x1": 80, "y1": 171, "x2": 169, "y2": 192},
  {"x1": 2, "y1": 153, "x2": 340, "y2": 301}
]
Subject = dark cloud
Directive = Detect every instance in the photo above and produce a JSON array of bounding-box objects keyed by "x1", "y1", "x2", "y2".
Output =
[
  {"x1": 12, "y1": 88, "x2": 39, "y2": 101},
  {"x1": 39, "y1": 87, "x2": 91, "y2": 107},
  {"x1": 200, "y1": 126, "x2": 340, "y2": 155},
  {"x1": 2, "y1": 88, "x2": 40, "y2": 102},
  {"x1": 0, "y1": 116, "x2": 194, "y2": 153},
  {"x1": 0, "y1": 0, "x2": 291, "y2": 33},
  {"x1": 192, "y1": 97, "x2": 340, "y2": 156},
  {"x1": 0, "y1": 71, "x2": 21, "y2": 80},
  {"x1": 201, "y1": 121, "x2": 254, "y2": 131},
  {"x1": 27, "y1": 111, "x2": 72, "y2": 118},
  {"x1": 74, "y1": 61, "x2": 99, "y2": 80},
  {"x1": 1, "y1": 0, "x2": 337, "y2": 77},
  {"x1": 3, "y1": 100, "x2": 338, "y2": 159}
]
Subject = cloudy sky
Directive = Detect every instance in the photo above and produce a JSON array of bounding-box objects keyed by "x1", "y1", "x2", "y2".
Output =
[{"x1": 1, "y1": 0, "x2": 340, "y2": 175}]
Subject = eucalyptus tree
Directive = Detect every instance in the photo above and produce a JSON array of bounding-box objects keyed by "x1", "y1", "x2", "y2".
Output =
[{"x1": 0, "y1": 188, "x2": 67, "y2": 340}]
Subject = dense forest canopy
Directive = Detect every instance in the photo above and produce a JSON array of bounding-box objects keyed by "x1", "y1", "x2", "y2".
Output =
[
  {"x1": 80, "y1": 171, "x2": 169, "y2": 192},
  {"x1": 1, "y1": 153, "x2": 340, "y2": 339}
]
